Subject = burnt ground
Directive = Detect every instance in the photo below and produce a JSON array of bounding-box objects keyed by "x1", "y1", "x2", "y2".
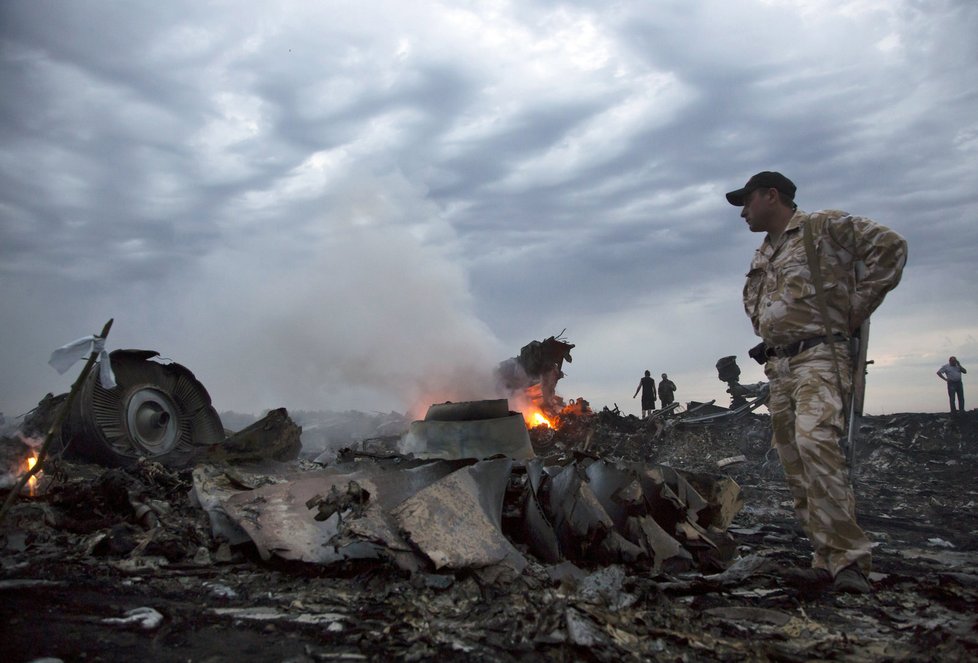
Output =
[{"x1": 1, "y1": 409, "x2": 977, "y2": 662}]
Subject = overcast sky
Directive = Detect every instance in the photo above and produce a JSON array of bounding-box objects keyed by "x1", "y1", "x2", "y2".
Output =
[{"x1": 2, "y1": 0, "x2": 976, "y2": 422}]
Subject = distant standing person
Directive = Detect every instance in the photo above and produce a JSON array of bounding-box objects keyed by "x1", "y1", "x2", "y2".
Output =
[
  {"x1": 658, "y1": 373, "x2": 677, "y2": 408},
  {"x1": 937, "y1": 356, "x2": 967, "y2": 413},
  {"x1": 633, "y1": 370, "x2": 656, "y2": 418}
]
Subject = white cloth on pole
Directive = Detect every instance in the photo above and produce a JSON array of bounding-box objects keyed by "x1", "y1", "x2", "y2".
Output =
[{"x1": 48, "y1": 335, "x2": 117, "y2": 388}]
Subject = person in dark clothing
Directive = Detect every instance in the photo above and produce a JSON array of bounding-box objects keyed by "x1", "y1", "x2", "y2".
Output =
[
  {"x1": 658, "y1": 373, "x2": 677, "y2": 408},
  {"x1": 633, "y1": 370, "x2": 656, "y2": 418}
]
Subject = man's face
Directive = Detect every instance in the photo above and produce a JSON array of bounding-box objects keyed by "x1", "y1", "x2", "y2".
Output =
[
  {"x1": 740, "y1": 188, "x2": 777, "y2": 233},
  {"x1": 950, "y1": 356, "x2": 957, "y2": 364}
]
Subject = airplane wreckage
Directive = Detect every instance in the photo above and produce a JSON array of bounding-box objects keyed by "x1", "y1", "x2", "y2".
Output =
[{"x1": 1, "y1": 328, "x2": 977, "y2": 661}]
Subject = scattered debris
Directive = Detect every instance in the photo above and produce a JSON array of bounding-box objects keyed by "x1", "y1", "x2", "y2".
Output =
[{"x1": 2, "y1": 390, "x2": 977, "y2": 660}]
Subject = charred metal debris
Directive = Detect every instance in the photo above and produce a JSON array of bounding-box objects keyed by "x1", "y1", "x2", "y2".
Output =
[{"x1": 1, "y1": 341, "x2": 977, "y2": 661}]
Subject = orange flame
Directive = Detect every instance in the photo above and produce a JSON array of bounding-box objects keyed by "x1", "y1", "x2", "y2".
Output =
[
  {"x1": 523, "y1": 408, "x2": 553, "y2": 429},
  {"x1": 25, "y1": 453, "x2": 39, "y2": 497}
]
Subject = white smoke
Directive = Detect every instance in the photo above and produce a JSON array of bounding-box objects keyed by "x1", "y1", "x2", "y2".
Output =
[{"x1": 114, "y1": 165, "x2": 509, "y2": 417}]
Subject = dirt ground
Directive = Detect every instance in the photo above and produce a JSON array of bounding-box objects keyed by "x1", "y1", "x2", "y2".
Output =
[{"x1": 2, "y1": 409, "x2": 976, "y2": 662}]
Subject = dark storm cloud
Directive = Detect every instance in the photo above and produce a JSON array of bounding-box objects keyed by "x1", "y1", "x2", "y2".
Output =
[{"x1": 0, "y1": 0, "x2": 976, "y2": 417}]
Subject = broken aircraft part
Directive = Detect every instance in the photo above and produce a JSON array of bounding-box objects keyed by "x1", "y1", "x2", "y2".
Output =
[
  {"x1": 193, "y1": 449, "x2": 741, "y2": 577},
  {"x1": 59, "y1": 350, "x2": 225, "y2": 468},
  {"x1": 496, "y1": 334, "x2": 576, "y2": 416},
  {"x1": 197, "y1": 458, "x2": 472, "y2": 567},
  {"x1": 207, "y1": 407, "x2": 301, "y2": 463},
  {"x1": 715, "y1": 355, "x2": 769, "y2": 411},
  {"x1": 673, "y1": 356, "x2": 769, "y2": 426},
  {"x1": 678, "y1": 393, "x2": 769, "y2": 426},
  {"x1": 423, "y1": 399, "x2": 509, "y2": 421},
  {"x1": 400, "y1": 399, "x2": 535, "y2": 460},
  {"x1": 393, "y1": 457, "x2": 527, "y2": 582}
]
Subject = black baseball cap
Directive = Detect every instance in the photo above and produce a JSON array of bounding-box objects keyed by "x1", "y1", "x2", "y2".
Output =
[{"x1": 725, "y1": 171, "x2": 796, "y2": 206}]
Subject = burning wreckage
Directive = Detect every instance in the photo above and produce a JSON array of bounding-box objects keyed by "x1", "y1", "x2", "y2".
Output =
[
  {"x1": 4, "y1": 339, "x2": 741, "y2": 577},
  {"x1": 2, "y1": 332, "x2": 977, "y2": 661}
]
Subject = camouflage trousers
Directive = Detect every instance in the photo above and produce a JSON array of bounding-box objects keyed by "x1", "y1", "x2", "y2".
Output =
[{"x1": 765, "y1": 342, "x2": 872, "y2": 575}]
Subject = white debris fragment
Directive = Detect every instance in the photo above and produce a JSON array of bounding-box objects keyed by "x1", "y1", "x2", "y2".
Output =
[
  {"x1": 48, "y1": 334, "x2": 116, "y2": 388},
  {"x1": 717, "y1": 455, "x2": 747, "y2": 468},
  {"x1": 108, "y1": 556, "x2": 169, "y2": 574},
  {"x1": 192, "y1": 546, "x2": 212, "y2": 565},
  {"x1": 103, "y1": 607, "x2": 164, "y2": 630},
  {"x1": 212, "y1": 607, "x2": 346, "y2": 628},
  {"x1": 203, "y1": 582, "x2": 238, "y2": 599},
  {"x1": 927, "y1": 538, "x2": 956, "y2": 549}
]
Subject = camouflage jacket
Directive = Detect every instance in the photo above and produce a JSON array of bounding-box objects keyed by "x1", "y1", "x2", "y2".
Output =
[{"x1": 743, "y1": 209, "x2": 908, "y2": 347}]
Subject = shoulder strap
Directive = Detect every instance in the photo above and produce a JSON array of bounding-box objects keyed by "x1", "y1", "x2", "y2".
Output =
[
  {"x1": 802, "y1": 219, "x2": 838, "y2": 343},
  {"x1": 803, "y1": 219, "x2": 848, "y2": 405}
]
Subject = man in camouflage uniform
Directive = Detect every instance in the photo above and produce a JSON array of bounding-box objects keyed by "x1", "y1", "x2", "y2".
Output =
[{"x1": 726, "y1": 171, "x2": 907, "y2": 593}]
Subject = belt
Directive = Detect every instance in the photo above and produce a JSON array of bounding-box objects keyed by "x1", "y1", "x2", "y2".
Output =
[{"x1": 765, "y1": 333, "x2": 847, "y2": 359}]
